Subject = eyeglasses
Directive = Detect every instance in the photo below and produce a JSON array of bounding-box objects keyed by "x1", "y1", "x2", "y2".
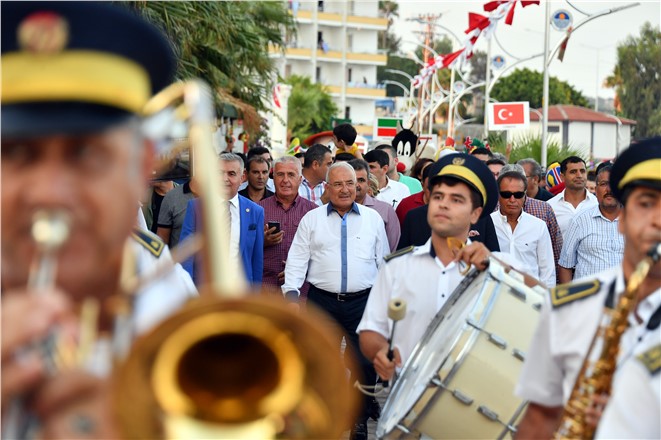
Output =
[
  {"x1": 499, "y1": 191, "x2": 526, "y2": 199},
  {"x1": 330, "y1": 181, "x2": 356, "y2": 190}
]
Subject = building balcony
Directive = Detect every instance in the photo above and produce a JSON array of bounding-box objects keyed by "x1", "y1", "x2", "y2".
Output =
[
  {"x1": 291, "y1": 10, "x2": 387, "y2": 30},
  {"x1": 326, "y1": 85, "x2": 386, "y2": 99},
  {"x1": 269, "y1": 45, "x2": 387, "y2": 65}
]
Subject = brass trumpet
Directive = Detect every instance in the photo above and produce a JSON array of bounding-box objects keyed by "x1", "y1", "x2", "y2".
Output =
[{"x1": 112, "y1": 81, "x2": 359, "y2": 438}]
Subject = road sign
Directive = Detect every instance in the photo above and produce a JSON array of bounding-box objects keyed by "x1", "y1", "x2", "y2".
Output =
[{"x1": 487, "y1": 102, "x2": 529, "y2": 130}]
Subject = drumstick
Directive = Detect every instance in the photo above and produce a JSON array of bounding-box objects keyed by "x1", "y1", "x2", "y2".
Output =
[{"x1": 384, "y1": 299, "x2": 407, "y2": 388}]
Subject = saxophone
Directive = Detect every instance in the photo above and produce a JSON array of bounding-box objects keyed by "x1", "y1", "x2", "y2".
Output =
[{"x1": 554, "y1": 242, "x2": 661, "y2": 439}]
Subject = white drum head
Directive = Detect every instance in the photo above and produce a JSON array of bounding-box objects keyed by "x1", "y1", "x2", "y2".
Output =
[{"x1": 377, "y1": 268, "x2": 486, "y2": 438}]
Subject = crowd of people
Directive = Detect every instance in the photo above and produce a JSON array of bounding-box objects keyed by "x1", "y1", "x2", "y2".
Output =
[{"x1": 2, "y1": 2, "x2": 659, "y2": 440}]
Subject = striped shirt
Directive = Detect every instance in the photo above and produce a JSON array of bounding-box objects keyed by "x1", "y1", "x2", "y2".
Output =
[
  {"x1": 558, "y1": 205, "x2": 624, "y2": 279},
  {"x1": 298, "y1": 176, "x2": 326, "y2": 206}
]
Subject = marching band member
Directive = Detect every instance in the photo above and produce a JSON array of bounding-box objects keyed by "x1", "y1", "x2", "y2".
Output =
[
  {"x1": 357, "y1": 154, "x2": 499, "y2": 381},
  {"x1": 1, "y1": 2, "x2": 195, "y2": 437},
  {"x1": 515, "y1": 138, "x2": 661, "y2": 438}
]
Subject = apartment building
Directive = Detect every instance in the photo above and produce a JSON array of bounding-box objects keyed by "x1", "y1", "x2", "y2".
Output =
[{"x1": 270, "y1": 0, "x2": 388, "y2": 138}]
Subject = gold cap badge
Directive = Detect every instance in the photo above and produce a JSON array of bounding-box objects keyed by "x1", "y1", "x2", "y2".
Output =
[{"x1": 18, "y1": 11, "x2": 69, "y2": 54}]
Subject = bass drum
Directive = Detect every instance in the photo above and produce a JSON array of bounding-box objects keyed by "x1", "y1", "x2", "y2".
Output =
[{"x1": 377, "y1": 257, "x2": 545, "y2": 439}]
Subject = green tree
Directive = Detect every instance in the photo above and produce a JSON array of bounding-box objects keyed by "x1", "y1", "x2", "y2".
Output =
[
  {"x1": 284, "y1": 75, "x2": 338, "y2": 141},
  {"x1": 488, "y1": 134, "x2": 586, "y2": 164},
  {"x1": 606, "y1": 22, "x2": 661, "y2": 137},
  {"x1": 491, "y1": 68, "x2": 589, "y2": 108},
  {"x1": 124, "y1": 1, "x2": 295, "y2": 135}
]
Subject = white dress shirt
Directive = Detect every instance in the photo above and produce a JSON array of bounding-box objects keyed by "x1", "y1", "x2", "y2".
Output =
[
  {"x1": 282, "y1": 202, "x2": 389, "y2": 296},
  {"x1": 491, "y1": 210, "x2": 556, "y2": 287},
  {"x1": 547, "y1": 189, "x2": 597, "y2": 239},
  {"x1": 228, "y1": 193, "x2": 241, "y2": 260},
  {"x1": 375, "y1": 176, "x2": 410, "y2": 210}
]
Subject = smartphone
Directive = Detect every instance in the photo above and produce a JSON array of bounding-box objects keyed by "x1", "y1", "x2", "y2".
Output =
[{"x1": 267, "y1": 221, "x2": 281, "y2": 234}]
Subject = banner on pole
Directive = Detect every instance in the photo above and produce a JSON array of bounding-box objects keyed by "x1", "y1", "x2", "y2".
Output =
[{"x1": 488, "y1": 101, "x2": 529, "y2": 130}]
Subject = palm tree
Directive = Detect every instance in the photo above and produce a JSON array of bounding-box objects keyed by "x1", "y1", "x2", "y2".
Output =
[
  {"x1": 378, "y1": 1, "x2": 399, "y2": 52},
  {"x1": 123, "y1": 1, "x2": 295, "y2": 135},
  {"x1": 284, "y1": 75, "x2": 338, "y2": 140}
]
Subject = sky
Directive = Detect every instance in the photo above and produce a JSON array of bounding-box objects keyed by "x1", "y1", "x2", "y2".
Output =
[{"x1": 391, "y1": 0, "x2": 661, "y2": 102}]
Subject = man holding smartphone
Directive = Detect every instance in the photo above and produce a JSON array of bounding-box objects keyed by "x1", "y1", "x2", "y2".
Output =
[{"x1": 259, "y1": 156, "x2": 317, "y2": 291}]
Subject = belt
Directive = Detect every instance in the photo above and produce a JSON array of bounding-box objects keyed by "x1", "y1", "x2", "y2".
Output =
[{"x1": 310, "y1": 285, "x2": 371, "y2": 302}]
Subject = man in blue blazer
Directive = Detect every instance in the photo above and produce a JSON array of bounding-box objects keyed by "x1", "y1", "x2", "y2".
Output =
[{"x1": 180, "y1": 153, "x2": 264, "y2": 286}]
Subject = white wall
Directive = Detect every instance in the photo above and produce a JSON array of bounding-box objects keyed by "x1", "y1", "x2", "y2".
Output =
[
  {"x1": 351, "y1": 1, "x2": 377, "y2": 16},
  {"x1": 344, "y1": 99, "x2": 375, "y2": 125},
  {"x1": 567, "y1": 121, "x2": 591, "y2": 154},
  {"x1": 349, "y1": 29, "x2": 378, "y2": 53}
]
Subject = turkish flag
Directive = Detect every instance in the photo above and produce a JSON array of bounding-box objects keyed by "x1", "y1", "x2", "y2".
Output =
[{"x1": 492, "y1": 103, "x2": 525, "y2": 125}]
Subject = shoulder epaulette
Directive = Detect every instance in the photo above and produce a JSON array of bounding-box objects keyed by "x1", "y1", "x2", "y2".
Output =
[
  {"x1": 131, "y1": 227, "x2": 165, "y2": 258},
  {"x1": 637, "y1": 344, "x2": 661, "y2": 376},
  {"x1": 550, "y1": 279, "x2": 600, "y2": 308},
  {"x1": 384, "y1": 246, "x2": 414, "y2": 262}
]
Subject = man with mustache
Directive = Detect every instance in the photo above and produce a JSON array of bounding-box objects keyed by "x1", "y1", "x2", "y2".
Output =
[
  {"x1": 548, "y1": 156, "x2": 598, "y2": 239},
  {"x1": 558, "y1": 162, "x2": 624, "y2": 283},
  {"x1": 515, "y1": 138, "x2": 661, "y2": 438}
]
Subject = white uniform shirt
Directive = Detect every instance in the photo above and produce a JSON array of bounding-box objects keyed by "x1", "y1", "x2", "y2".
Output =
[
  {"x1": 516, "y1": 266, "x2": 659, "y2": 407},
  {"x1": 356, "y1": 239, "x2": 469, "y2": 364},
  {"x1": 547, "y1": 189, "x2": 597, "y2": 239},
  {"x1": 282, "y1": 202, "x2": 389, "y2": 296},
  {"x1": 596, "y1": 289, "x2": 661, "y2": 439},
  {"x1": 490, "y1": 210, "x2": 556, "y2": 287},
  {"x1": 87, "y1": 234, "x2": 197, "y2": 376},
  {"x1": 375, "y1": 177, "x2": 410, "y2": 210}
]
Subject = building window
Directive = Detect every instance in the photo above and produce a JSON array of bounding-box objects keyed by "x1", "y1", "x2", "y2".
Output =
[
  {"x1": 284, "y1": 64, "x2": 292, "y2": 78},
  {"x1": 347, "y1": 68, "x2": 352, "y2": 83},
  {"x1": 316, "y1": 67, "x2": 321, "y2": 83},
  {"x1": 548, "y1": 126, "x2": 560, "y2": 133},
  {"x1": 318, "y1": 1, "x2": 324, "y2": 12},
  {"x1": 345, "y1": 106, "x2": 351, "y2": 119}
]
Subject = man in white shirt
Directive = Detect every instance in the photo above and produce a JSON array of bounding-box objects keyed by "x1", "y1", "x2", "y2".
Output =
[
  {"x1": 364, "y1": 149, "x2": 410, "y2": 210},
  {"x1": 357, "y1": 154, "x2": 498, "y2": 378},
  {"x1": 490, "y1": 164, "x2": 556, "y2": 287},
  {"x1": 547, "y1": 156, "x2": 598, "y2": 238},
  {"x1": 283, "y1": 162, "x2": 389, "y2": 440},
  {"x1": 514, "y1": 138, "x2": 661, "y2": 438}
]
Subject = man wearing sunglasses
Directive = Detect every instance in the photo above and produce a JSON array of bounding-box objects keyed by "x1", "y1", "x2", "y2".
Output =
[{"x1": 490, "y1": 165, "x2": 556, "y2": 287}]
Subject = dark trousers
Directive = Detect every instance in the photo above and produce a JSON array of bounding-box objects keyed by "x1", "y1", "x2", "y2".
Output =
[{"x1": 307, "y1": 284, "x2": 377, "y2": 422}]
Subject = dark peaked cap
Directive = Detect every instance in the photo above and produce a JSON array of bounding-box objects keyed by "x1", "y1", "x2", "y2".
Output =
[
  {"x1": 427, "y1": 153, "x2": 498, "y2": 218},
  {"x1": 1, "y1": 1, "x2": 176, "y2": 137},
  {"x1": 610, "y1": 136, "x2": 661, "y2": 203}
]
